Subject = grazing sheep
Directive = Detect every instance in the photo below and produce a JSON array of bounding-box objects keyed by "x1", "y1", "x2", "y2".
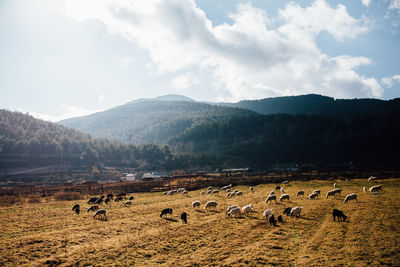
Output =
[
  {"x1": 107, "y1": 194, "x2": 113, "y2": 199},
  {"x1": 180, "y1": 212, "x2": 188, "y2": 224},
  {"x1": 226, "y1": 188, "x2": 231, "y2": 192},
  {"x1": 200, "y1": 191, "x2": 205, "y2": 197},
  {"x1": 162, "y1": 191, "x2": 168, "y2": 195},
  {"x1": 312, "y1": 189, "x2": 321, "y2": 195},
  {"x1": 192, "y1": 201, "x2": 201, "y2": 209},
  {"x1": 72, "y1": 204, "x2": 80, "y2": 214},
  {"x1": 283, "y1": 207, "x2": 292, "y2": 216},
  {"x1": 290, "y1": 206, "x2": 302, "y2": 218},
  {"x1": 332, "y1": 209, "x2": 347, "y2": 221},
  {"x1": 115, "y1": 196, "x2": 123, "y2": 202},
  {"x1": 345, "y1": 179, "x2": 349, "y2": 182},
  {"x1": 269, "y1": 215, "x2": 276, "y2": 226},
  {"x1": 326, "y1": 190, "x2": 336, "y2": 199},
  {"x1": 368, "y1": 176, "x2": 377, "y2": 182},
  {"x1": 343, "y1": 193, "x2": 357, "y2": 204},
  {"x1": 363, "y1": 187, "x2": 367, "y2": 192},
  {"x1": 226, "y1": 205, "x2": 239, "y2": 214},
  {"x1": 88, "y1": 197, "x2": 98, "y2": 204},
  {"x1": 105, "y1": 198, "x2": 111, "y2": 205},
  {"x1": 234, "y1": 191, "x2": 243, "y2": 196},
  {"x1": 309, "y1": 192, "x2": 318, "y2": 200},
  {"x1": 160, "y1": 208, "x2": 173, "y2": 218},
  {"x1": 182, "y1": 190, "x2": 188, "y2": 195},
  {"x1": 93, "y1": 209, "x2": 107, "y2": 220},
  {"x1": 269, "y1": 190, "x2": 275, "y2": 196},
  {"x1": 211, "y1": 189, "x2": 219, "y2": 195},
  {"x1": 117, "y1": 193, "x2": 126, "y2": 198},
  {"x1": 250, "y1": 187, "x2": 254, "y2": 193},
  {"x1": 207, "y1": 186, "x2": 213, "y2": 191},
  {"x1": 280, "y1": 194, "x2": 290, "y2": 201},
  {"x1": 275, "y1": 186, "x2": 281, "y2": 190},
  {"x1": 266, "y1": 195, "x2": 277, "y2": 203},
  {"x1": 369, "y1": 185, "x2": 382, "y2": 193},
  {"x1": 333, "y1": 183, "x2": 337, "y2": 188},
  {"x1": 296, "y1": 191, "x2": 304, "y2": 197},
  {"x1": 87, "y1": 205, "x2": 99, "y2": 213},
  {"x1": 282, "y1": 180, "x2": 289, "y2": 184},
  {"x1": 227, "y1": 192, "x2": 233, "y2": 198},
  {"x1": 129, "y1": 196, "x2": 134, "y2": 200},
  {"x1": 124, "y1": 200, "x2": 132, "y2": 207},
  {"x1": 227, "y1": 207, "x2": 241, "y2": 218},
  {"x1": 205, "y1": 201, "x2": 218, "y2": 211},
  {"x1": 263, "y1": 209, "x2": 273, "y2": 219},
  {"x1": 242, "y1": 204, "x2": 254, "y2": 216},
  {"x1": 95, "y1": 196, "x2": 104, "y2": 205},
  {"x1": 280, "y1": 188, "x2": 285, "y2": 193},
  {"x1": 277, "y1": 215, "x2": 283, "y2": 222},
  {"x1": 332, "y1": 188, "x2": 342, "y2": 195}
]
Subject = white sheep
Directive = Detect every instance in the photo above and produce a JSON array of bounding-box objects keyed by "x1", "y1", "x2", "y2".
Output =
[
  {"x1": 333, "y1": 183, "x2": 337, "y2": 188},
  {"x1": 369, "y1": 185, "x2": 382, "y2": 193},
  {"x1": 368, "y1": 176, "x2": 377, "y2": 182},
  {"x1": 290, "y1": 206, "x2": 302, "y2": 218},
  {"x1": 234, "y1": 191, "x2": 243, "y2": 196},
  {"x1": 205, "y1": 200, "x2": 218, "y2": 211},
  {"x1": 296, "y1": 191, "x2": 304, "y2": 197},
  {"x1": 242, "y1": 204, "x2": 254, "y2": 216},
  {"x1": 363, "y1": 187, "x2": 366, "y2": 192},
  {"x1": 227, "y1": 192, "x2": 233, "y2": 198},
  {"x1": 226, "y1": 205, "x2": 239, "y2": 214},
  {"x1": 192, "y1": 201, "x2": 201, "y2": 209},
  {"x1": 280, "y1": 194, "x2": 290, "y2": 201},
  {"x1": 332, "y1": 188, "x2": 341, "y2": 195},
  {"x1": 343, "y1": 193, "x2": 357, "y2": 203},
  {"x1": 326, "y1": 190, "x2": 336, "y2": 199},
  {"x1": 282, "y1": 180, "x2": 289, "y2": 184},
  {"x1": 162, "y1": 191, "x2": 168, "y2": 195},
  {"x1": 250, "y1": 186, "x2": 254, "y2": 193},
  {"x1": 263, "y1": 209, "x2": 272, "y2": 219},
  {"x1": 93, "y1": 209, "x2": 107, "y2": 220},
  {"x1": 269, "y1": 190, "x2": 275, "y2": 195},
  {"x1": 227, "y1": 207, "x2": 241, "y2": 218},
  {"x1": 211, "y1": 189, "x2": 219, "y2": 195},
  {"x1": 200, "y1": 191, "x2": 205, "y2": 197},
  {"x1": 312, "y1": 189, "x2": 321, "y2": 195},
  {"x1": 280, "y1": 188, "x2": 285, "y2": 193},
  {"x1": 265, "y1": 195, "x2": 277, "y2": 203},
  {"x1": 309, "y1": 192, "x2": 318, "y2": 200}
]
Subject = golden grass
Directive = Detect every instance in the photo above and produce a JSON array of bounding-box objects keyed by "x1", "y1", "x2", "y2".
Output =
[{"x1": 1, "y1": 179, "x2": 399, "y2": 266}]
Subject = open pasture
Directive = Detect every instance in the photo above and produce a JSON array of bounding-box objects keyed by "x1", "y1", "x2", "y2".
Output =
[{"x1": 1, "y1": 179, "x2": 399, "y2": 266}]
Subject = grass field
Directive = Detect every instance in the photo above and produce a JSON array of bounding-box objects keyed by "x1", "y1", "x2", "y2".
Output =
[{"x1": 1, "y1": 179, "x2": 399, "y2": 266}]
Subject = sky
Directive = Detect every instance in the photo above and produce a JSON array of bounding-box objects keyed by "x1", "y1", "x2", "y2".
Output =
[{"x1": 0, "y1": 0, "x2": 399, "y2": 121}]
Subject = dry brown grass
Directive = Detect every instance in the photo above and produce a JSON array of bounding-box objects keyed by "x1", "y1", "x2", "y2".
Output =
[
  {"x1": 52, "y1": 191, "x2": 84, "y2": 201},
  {"x1": 1, "y1": 178, "x2": 399, "y2": 266}
]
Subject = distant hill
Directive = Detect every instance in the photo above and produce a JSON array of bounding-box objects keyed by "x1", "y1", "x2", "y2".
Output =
[
  {"x1": 59, "y1": 98, "x2": 257, "y2": 144},
  {"x1": 222, "y1": 94, "x2": 400, "y2": 120}
]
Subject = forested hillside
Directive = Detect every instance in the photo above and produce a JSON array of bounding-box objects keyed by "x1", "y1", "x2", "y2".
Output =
[
  {"x1": 0, "y1": 110, "x2": 185, "y2": 171},
  {"x1": 223, "y1": 94, "x2": 400, "y2": 120},
  {"x1": 59, "y1": 100, "x2": 257, "y2": 144},
  {"x1": 169, "y1": 112, "x2": 400, "y2": 169}
]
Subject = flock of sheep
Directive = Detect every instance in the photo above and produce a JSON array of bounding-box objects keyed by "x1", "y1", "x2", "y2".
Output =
[{"x1": 72, "y1": 176, "x2": 383, "y2": 225}]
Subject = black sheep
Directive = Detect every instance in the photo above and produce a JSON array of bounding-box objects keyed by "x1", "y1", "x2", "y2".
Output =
[
  {"x1": 181, "y1": 212, "x2": 188, "y2": 224},
  {"x1": 269, "y1": 215, "x2": 276, "y2": 226},
  {"x1": 72, "y1": 204, "x2": 80, "y2": 214},
  {"x1": 275, "y1": 186, "x2": 281, "y2": 190},
  {"x1": 283, "y1": 207, "x2": 292, "y2": 216},
  {"x1": 277, "y1": 215, "x2": 283, "y2": 222},
  {"x1": 160, "y1": 208, "x2": 173, "y2": 218},
  {"x1": 105, "y1": 198, "x2": 111, "y2": 205},
  {"x1": 332, "y1": 209, "x2": 347, "y2": 222},
  {"x1": 107, "y1": 193, "x2": 114, "y2": 199},
  {"x1": 129, "y1": 196, "x2": 134, "y2": 201},
  {"x1": 115, "y1": 196, "x2": 123, "y2": 202},
  {"x1": 88, "y1": 197, "x2": 98, "y2": 204}
]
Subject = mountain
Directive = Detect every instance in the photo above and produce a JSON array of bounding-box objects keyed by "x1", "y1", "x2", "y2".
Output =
[
  {"x1": 222, "y1": 94, "x2": 400, "y2": 120},
  {"x1": 59, "y1": 98, "x2": 257, "y2": 144}
]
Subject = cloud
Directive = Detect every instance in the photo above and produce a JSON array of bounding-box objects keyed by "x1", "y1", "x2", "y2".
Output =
[
  {"x1": 361, "y1": 0, "x2": 371, "y2": 7},
  {"x1": 170, "y1": 74, "x2": 199, "y2": 91},
  {"x1": 382, "y1": 74, "x2": 400, "y2": 88},
  {"x1": 98, "y1": 94, "x2": 106, "y2": 104},
  {"x1": 120, "y1": 57, "x2": 135, "y2": 67},
  {"x1": 389, "y1": 0, "x2": 400, "y2": 11},
  {"x1": 62, "y1": 0, "x2": 381, "y2": 101},
  {"x1": 21, "y1": 104, "x2": 102, "y2": 122}
]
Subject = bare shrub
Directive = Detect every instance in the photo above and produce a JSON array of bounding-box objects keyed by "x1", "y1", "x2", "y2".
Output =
[
  {"x1": 53, "y1": 191, "x2": 84, "y2": 201},
  {"x1": 28, "y1": 195, "x2": 41, "y2": 204},
  {"x1": 0, "y1": 195, "x2": 24, "y2": 206}
]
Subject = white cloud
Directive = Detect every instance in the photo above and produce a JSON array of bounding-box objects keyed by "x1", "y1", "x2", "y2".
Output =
[
  {"x1": 170, "y1": 74, "x2": 199, "y2": 91},
  {"x1": 389, "y1": 0, "x2": 400, "y2": 11},
  {"x1": 361, "y1": 0, "x2": 371, "y2": 7},
  {"x1": 21, "y1": 104, "x2": 102, "y2": 122},
  {"x1": 120, "y1": 57, "x2": 135, "y2": 67},
  {"x1": 62, "y1": 0, "x2": 381, "y2": 101},
  {"x1": 98, "y1": 94, "x2": 107, "y2": 104},
  {"x1": 382, "y1": 74, "x2": 400, "y2": 88}
]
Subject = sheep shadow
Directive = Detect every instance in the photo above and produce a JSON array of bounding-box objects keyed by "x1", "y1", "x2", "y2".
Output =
[
  {"x1": 209, "y1": 210, "x2": 221, "y2": 213},
  {"x1": 163, "y1": 218, "x2": 178, "y2": 222},
  {"x1": 195, "y1": 210, "x2": 206, "y2": 213}
]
